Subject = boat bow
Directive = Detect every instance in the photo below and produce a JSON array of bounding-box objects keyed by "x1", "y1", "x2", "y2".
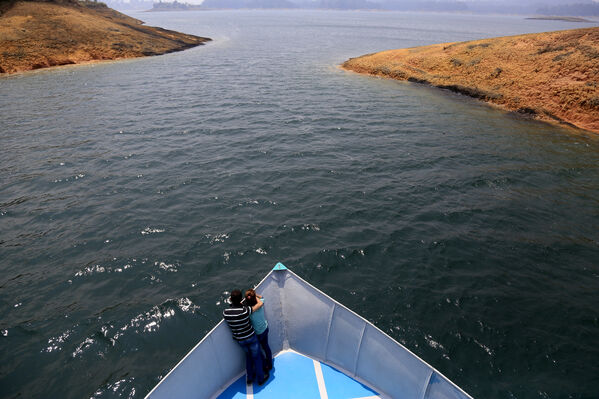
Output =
[{"x1": 145, "y1": 263, "x2": 473, "y2": 399}]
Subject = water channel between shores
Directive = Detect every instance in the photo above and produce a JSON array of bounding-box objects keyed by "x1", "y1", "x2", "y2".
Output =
[{"x1": 1, "y1": 10, "x2": 599, "y2": 399}]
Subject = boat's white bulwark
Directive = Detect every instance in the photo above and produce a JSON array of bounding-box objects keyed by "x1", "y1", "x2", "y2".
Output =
[{"x1": 145, "y1": 263, "x2": 473, "y2": 399}]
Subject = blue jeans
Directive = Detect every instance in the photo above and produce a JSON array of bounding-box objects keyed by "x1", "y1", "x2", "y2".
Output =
[
  {"x1": 257, "y1": 327, "x2": 272, "y2": 370},
  {"x1": 237, "y1": 335, "x2": 264, "y2": 382}
]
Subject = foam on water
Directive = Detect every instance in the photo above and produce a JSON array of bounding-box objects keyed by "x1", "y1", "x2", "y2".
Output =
[{"x1": 141, "y1": 227, "x2": 165, "y2": 235}]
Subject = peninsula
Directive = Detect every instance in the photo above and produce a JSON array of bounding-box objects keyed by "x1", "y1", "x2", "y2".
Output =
[
  {"x1": 342, "y1": 27, "x2": 599, "y2": 134},
  {"x1": 0, "y1": 0, "x2": 211, "y2": 74}
]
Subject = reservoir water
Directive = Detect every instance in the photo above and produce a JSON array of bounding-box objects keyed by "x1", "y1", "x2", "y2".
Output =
[{"x1": 1, "y1": 10, "x2": 598, "y2": 399}]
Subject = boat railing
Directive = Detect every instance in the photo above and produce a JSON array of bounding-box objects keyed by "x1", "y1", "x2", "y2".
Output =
[{"x1": 145, "y1": 265, "x2": 473, "y2": 399}]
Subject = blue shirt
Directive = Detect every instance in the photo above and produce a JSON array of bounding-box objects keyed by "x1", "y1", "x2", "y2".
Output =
[{"x1": 250, "y1": 297, "x2": 268, "y2": 335}]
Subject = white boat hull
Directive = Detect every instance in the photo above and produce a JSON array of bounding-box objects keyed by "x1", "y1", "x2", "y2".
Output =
[{"x1": 145, "y1": 264, "x2": 473, "y2": 399}]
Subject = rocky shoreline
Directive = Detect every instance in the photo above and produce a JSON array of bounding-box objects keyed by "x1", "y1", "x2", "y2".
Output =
[
  {"x1": 342, "y1": 27, "x2": 599, "y2": 134},
  {"x1": 0, "y1": 0, "x2": 211, "y2": 75}
]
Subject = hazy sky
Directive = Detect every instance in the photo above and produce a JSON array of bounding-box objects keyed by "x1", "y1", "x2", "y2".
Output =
[
  {"x1": 121, "y1": 0, "x2": 599, "y2": 6},
  {"x1": 171, "y1": 0, "x2": 599, "y2": 3}
]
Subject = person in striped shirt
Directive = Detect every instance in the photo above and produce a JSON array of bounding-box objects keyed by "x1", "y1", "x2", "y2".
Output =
[{"x1": 223, "y1": 289, "x2": 269, "y2": 385}]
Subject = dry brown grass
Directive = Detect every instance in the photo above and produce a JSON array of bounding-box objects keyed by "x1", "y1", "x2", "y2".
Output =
[
  {"x1": 0, "y1": 1, "x2": 210, "y2": 74},
  {"x1": 342, "y1": 27, "x2": 599, "y2": 134}
]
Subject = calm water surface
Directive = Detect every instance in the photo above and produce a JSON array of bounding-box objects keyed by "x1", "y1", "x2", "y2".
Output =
[{"x1": 1, "y1": 10, "x2": 599, "y2": 399}]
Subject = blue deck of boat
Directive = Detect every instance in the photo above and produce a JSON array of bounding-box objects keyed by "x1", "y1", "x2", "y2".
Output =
[{"x1": 218, "y1": 350, "x2": 380, "y2": 399}]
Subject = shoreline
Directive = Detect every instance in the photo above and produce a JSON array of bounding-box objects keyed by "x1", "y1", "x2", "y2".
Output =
[
  {"x1": 0, "y1": 53, "x2": 195, "y2": 77},
  {"x1": 0, "y1": 1, "x2": 211, "y2": 75},
  {"x1": 0, "y1": 42, "x2": 207, "y2": 76},
  {"x1": 525, "y1": 16, "x2": 595, "y2": 23},
  {"x1": 342, "y1": 27, "x2": 599, "y2": 135},
  {"x1": 340, "y1": 65, "x2": 584, "y2": 132},
  {"x1": 340, "y1": 66, "x2": 590, "y2": 136}
]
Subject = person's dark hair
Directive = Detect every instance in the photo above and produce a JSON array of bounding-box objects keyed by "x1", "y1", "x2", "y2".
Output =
[
  {"x1": 230, "y1": 289, "x2": 243, "y2": 305},
  {"x1": 245, "y1": 289, "x2": 257, "y2": 306}
]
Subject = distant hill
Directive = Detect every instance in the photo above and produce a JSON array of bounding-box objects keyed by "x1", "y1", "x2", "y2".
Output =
[
  {"x1": 537, "y1": 3, "x2": 599, "y2": 16},
  {"x1": 198, "y1": 0, "x2": 465, "y2": 10},
  {"x1": 317, "y1": 0, "x2": 380, "y2": 9},
  {"x1": 0, "y1": 0, "x2": 210, "y2": 74},
  {"x1": 102, "y1": 0, "x2": 153, "y2": 10},
  {"x1": 150, "y1": 0, "x2": 202, "y2": 10},
  {"x1": 375, "y1": 0, "x2": 467, "y2": 12},
  {"x1": 343, "y1": 27, "x2": 599, "y2": 134},
  {"x1": 134, "y1": 0, "x2": 599, "y2": 13},
  {"x1": 200, "y1": 0, "x2": 296, "y2": 9}
]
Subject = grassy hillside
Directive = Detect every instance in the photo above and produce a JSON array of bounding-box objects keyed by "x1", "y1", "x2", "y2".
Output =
[
  {"x1": 0, "y1": 0, "x2": 210, "y2": 74},
  {"x1": 342, "y1": 27, "x2": 599, "y2": 134}
]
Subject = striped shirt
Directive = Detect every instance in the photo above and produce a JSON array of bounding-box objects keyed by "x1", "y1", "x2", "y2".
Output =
[{"x1": 223, "y1": 305, "x2": 255, "y2": 341}]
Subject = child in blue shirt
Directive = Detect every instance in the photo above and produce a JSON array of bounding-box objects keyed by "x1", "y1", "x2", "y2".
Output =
[{"x1": 245, "y1": 289, "x2": 273, "y2": 371}]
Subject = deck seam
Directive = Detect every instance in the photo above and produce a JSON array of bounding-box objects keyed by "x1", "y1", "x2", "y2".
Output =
[
  {"x1": 419, "y1": 369, "x2": 434, "y2": 399},
  {"x1": 323, "y1": 303, "x2": 336, "y2": 360},
  {"x1": 353, "y1": 322, "x2": 368, "y2": 376}
]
